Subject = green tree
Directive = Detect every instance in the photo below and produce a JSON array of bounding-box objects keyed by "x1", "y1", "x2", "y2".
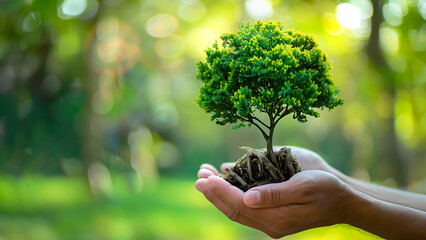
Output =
[{"x1": 196, "y1": 20, "x2": 343, "y2": 157}]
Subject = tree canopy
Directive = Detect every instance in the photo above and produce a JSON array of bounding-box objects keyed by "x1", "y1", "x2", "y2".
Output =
[{"x1": 196, "y1": 20, "x2": 344, "y2": 153}]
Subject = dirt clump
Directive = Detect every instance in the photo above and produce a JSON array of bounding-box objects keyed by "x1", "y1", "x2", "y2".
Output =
[{"x1": 221, "y1": 147, "x2": 301, "y2": 191}]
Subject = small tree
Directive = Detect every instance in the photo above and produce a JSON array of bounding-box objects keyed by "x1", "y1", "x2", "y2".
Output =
[{"x1": 196, "y1": 20, "x2": 343, "y2": 190}]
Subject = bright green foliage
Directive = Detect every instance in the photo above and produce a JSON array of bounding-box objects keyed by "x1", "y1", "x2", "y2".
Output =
[{"x1": 196, "y1": 20, "x2": 343, "y2": 134}]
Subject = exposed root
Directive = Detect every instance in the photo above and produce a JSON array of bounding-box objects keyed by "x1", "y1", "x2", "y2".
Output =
[
  {"x1": 245, "y1": 154, "x2": 254, "y2": 181},
  {"x1": 226, "y1": 168, "x2": 248, "y2": 188},
  {"x1": 222, "y1": 147, "x2": 301, "y2": 191},
  {"x1": 271, "y1": 151, "x2": 279, "y2": 167},
  {"x1": 282, "y1": 147, "x2": 295, "y2": 176},
  {"x1": 250, "y1": 149, "x2": 280, "y2": 180}
]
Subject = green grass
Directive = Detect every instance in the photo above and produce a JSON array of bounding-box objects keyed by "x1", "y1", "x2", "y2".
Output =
[{"x1": 0, "y1": 175, "x2": 382, "y2": 240}]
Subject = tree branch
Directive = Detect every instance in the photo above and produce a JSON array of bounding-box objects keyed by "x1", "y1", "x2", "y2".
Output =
[
  {"x1": 273, "y1": 104, "x2": 287, "y2": 122},
  {"x1": 250, "y1": 114, "x2": 269, "y2": 129},
  {"x1": 273, "y1": 105, "x2": 283, "y2": 122},
  {"x1": 237, "y1": 115, "x2": 269, "y2": 141},
  {"x1": 236, "y1": 115, "x2": 250, "y2": 122},
  {"x1": 275, "y1": 105, "x2": 291, "y2": 124},
  {"x1": 271, "y1": 98, "x2": 281, "y2": 109}
]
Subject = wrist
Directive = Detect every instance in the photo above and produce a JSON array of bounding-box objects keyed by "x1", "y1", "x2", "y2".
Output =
[{"x1": 344, "y1": 187, "x2": 378, "y2": 228}]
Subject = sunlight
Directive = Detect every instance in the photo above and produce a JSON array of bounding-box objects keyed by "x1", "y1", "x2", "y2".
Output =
[
  {"x1": 379, "y1": 27, "x2": 399, "y2": 55},
  {"x1": 185, "y1": 28, "x2": 217, "y2": 58},
  {"x1": 245, "y1": 0, "x2": 273, "y2": 19},
  {"x1": 61, "y1": 0, "x2": 87, "y2": 17},
  {"x1": 419, "y1": 0, "x2": 426, "y2": 20},
  {"x1": 321, "y1": 13, "x2": 344, "y2": 36},
  {"x1": 383, "y1": 3, "x2": 403, "y2": 26},
  {"x1": 336, "y1": 3, "x2": 361, "y2": 29}
]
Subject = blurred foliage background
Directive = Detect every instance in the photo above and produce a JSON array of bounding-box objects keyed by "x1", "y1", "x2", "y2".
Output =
[{"x1": 0, "y1": 0, "x2": 425, "y2": 239}]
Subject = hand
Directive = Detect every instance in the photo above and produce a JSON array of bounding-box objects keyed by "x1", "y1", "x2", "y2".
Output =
[
  {"x1": 275, "y1": 146, "x2": 337, "y2": 173},
  {"x1": 195, "y1": 170, "x2": 357, "y2": 238},
  {"x1": 197, "y1": 146, "x2": 339, "y2": 179}
]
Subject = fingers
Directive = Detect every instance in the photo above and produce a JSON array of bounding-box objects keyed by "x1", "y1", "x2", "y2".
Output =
[
  {"x1": 220, "y1": 162, "x2": 234, "y2": 174},
  {"x1": 200, "y1": 164, "x2": 220, "y2": 175},
  {"x1": 198, "y1": 168, "x2": 215, "y2": 179},
  {"x1": 243, "y1": 175, "x2": 307, "y2": 208},
  {"x1": 199, "y1": 162, "x2": 235, "y2": 176},
  {"x1": 195, "y1": 178, "x2": 208, "y2": 193},
  {"x1": 196, "y1": 176, "x2": 269, "y2": 232}
]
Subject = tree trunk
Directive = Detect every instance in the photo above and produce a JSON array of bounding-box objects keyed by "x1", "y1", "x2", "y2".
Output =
[
  {"x1": 266, "y1": 125, "x2": 275, "y2": 157},
  {"x1": 366, "y1": 0, "x2": 407, "y2": 186}
]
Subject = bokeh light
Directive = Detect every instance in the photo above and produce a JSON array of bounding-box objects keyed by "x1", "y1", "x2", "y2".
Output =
[
  {"x1": 88, "y1": 161, "x2": 113, "y2": 197},
  {"x1": 155, "y1": 141, "x2": 180, "y2": 168},
  {"x1": 337, "y1": 3, "x2": 362, "y2": 29},
  {"x1": 153, "y1": 103, "x2": 179, "y2": 129},
  {"x1": 93, "y1": 17, "x2": 140, "y2": 75},
  {"x1": 178, "y1": 0, "x2": 206, "y2": 22},
  {"x1": 336, "y1": 1, "x2": 372, "y2": 39},
  {"x1": 383, "y1": 3, "x2": 404, "y2": 26},
  {"x1": 395, "y1": 113, "x2": 415, "y2": 140},
  {"x1": 395, "y1": 92, "x2": 415, "y2": 142},
  {"x1": 1, "y1": 0, "x2": 425, "y2": 239},
  {"x1": 379, "y1": 26, "x2": 399, "y2": 55},
  {"x1": 22, "y1": 12, "x2": 41, "y2": 32},
  {"x1": 145, "y1": 14, "x2": 179, "y2": 38},
  {"x1": 128, "y1": 126, "x2": 158, "y2": 184},
  {"x1": 58, "y1": 0, "x2": 87, "y2": 19},
  {"x1": 154, "y1": 34, "x2": 186, "y2": 59},
  {"x1": 245, "y1": 0, "x2": 273, "y2": 19},
  {"x1": 322, "y1": 13, "x2": 344, "y2": 36},
  {"x1": 420, "y1": 0, "x2": 426, "y2": 20},
  {"x1": 185, "y1": 27, "x2": 218, "y2": 58}
]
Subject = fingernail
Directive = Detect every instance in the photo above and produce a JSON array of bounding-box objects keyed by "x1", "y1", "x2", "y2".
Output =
[{"x1": 245, "y1": 190, "x2": 260, "y2": 206}]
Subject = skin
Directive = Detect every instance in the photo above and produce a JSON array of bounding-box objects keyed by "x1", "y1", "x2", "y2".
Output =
[
  {"x1": 195, "y1": 146, "x2": 426, "y2": 239},
  {"x1": 280, "y1": 146, "x2": 426, "y2": 212}
]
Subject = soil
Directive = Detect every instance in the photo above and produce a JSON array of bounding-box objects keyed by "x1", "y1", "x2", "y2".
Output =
[{"x1": 221, "y1": 147, "x2": 301, "y2": 191}]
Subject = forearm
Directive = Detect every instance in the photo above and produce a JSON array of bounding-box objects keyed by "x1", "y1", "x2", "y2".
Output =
[
  {"x1": 350, "y1": 191, "x2": 426, "y2": 240},
  {"x1": 334, "y1": 170, "x2": 426, "y2": 211}
]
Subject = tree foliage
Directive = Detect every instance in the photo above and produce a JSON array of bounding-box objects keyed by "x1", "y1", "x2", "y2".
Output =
[{"x1": 196, "y1": 20, "x2": 343, "y2": 153}]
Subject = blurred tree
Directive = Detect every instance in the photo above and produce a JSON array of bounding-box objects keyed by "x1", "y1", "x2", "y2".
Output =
[
  {"x1": 366, "y1": 0, "x2": 404, "y2": 184},
  {"x1": 365, "y1": 0, "x2": 426, "y2": 185},
  {"x1": 0, "y1": 0, "x2": 424, "y2": 189},
  {"x1": 0, "y1": 1, "x2": 86, "y2": 174}
]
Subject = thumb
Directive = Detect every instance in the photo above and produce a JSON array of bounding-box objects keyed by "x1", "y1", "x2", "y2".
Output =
[{"x1": 243, "y1": 179, "x2": 303, "y2": 208}]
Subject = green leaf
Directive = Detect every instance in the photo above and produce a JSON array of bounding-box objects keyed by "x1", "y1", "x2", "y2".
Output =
[{"x1": 196, "y1": 19, "x2": 343, "y2": 135}]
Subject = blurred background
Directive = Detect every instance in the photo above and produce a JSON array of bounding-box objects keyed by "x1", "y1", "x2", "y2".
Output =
[{"x1": 0, "y1": 0, "x2": 425, "y2": 239}]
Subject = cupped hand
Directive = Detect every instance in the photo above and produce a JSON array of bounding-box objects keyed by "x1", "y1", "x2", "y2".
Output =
[
  {"x1": 198, "y1": 146, "x2": 339, "y2": 178},
  {"x1": 195, "y1": 170, "x2": 357, "y2": 238},
  {"x1": 275, "y1": 146, "x2": 336, "y2": 173}
]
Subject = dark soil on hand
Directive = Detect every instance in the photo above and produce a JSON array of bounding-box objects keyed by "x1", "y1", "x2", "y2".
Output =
[{"x1": 221, "y1": 147, "x2": 301, "y2": 191}]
